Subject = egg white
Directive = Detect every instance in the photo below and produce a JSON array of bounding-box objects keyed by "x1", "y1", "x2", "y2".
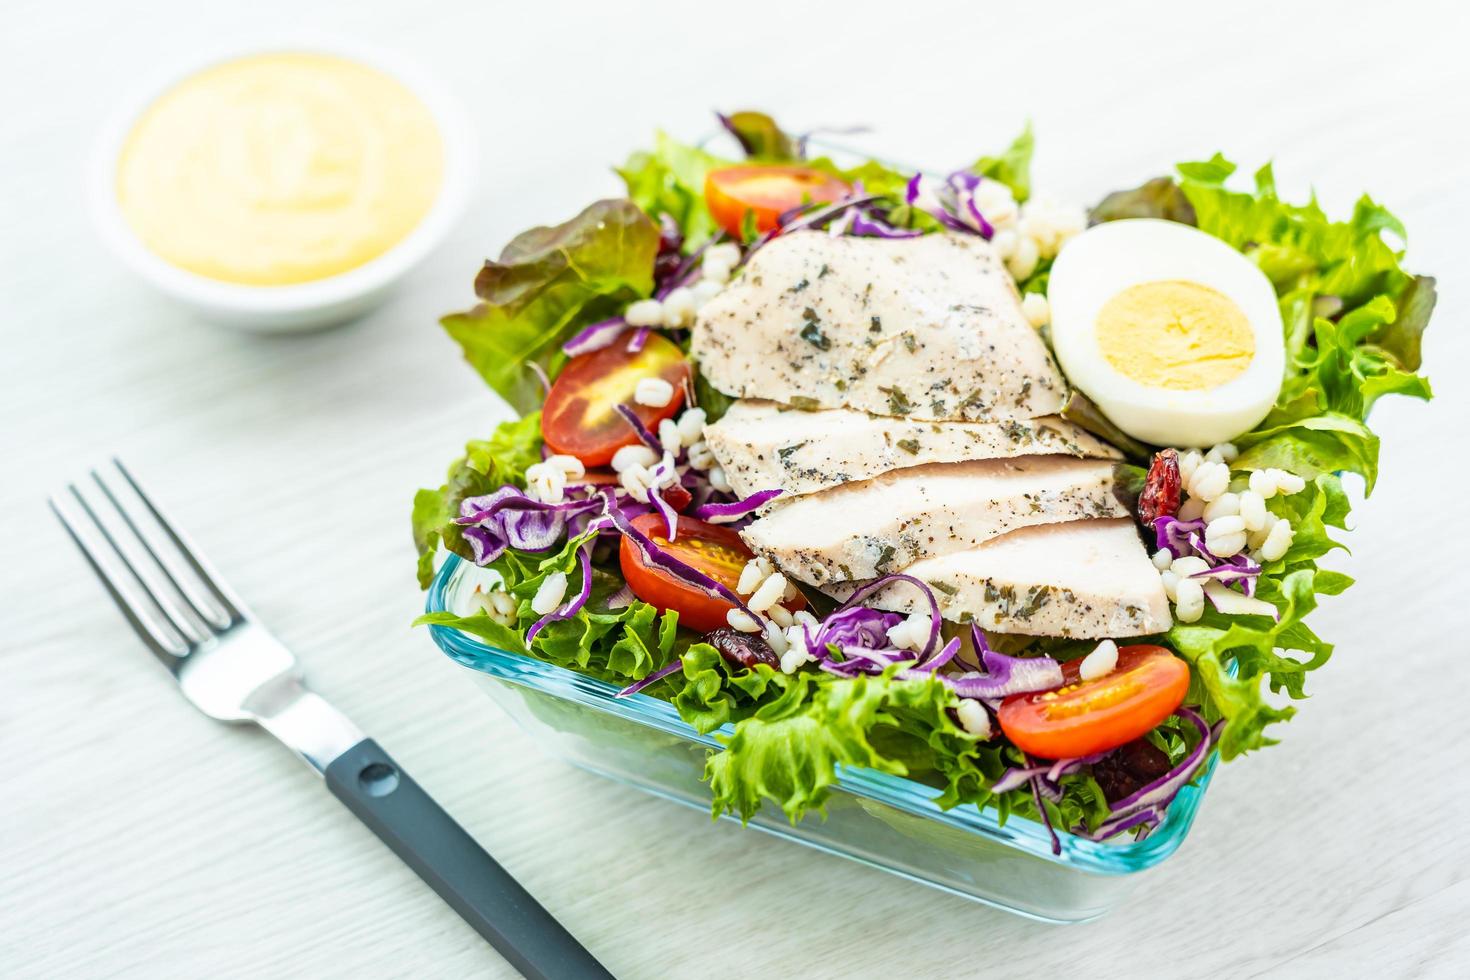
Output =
[{"x1": 1047, "y1": 219, "x2": 1284, "y2": 448}]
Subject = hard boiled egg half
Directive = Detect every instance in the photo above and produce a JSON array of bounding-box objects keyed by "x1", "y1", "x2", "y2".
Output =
[{"x1": 1047, "y1": 219, "x2": 1284, "y2": 447}]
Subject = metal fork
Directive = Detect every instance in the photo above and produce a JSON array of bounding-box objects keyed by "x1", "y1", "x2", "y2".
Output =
[{"x1": 50, "y1": 459, "x2": 611, "y2": 980}]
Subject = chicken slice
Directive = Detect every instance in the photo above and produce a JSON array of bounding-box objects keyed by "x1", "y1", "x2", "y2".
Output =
[
  {"x1": 740, "y1": 457, "x2": 1130, "y2": 586},
  {"x1": 691, "y1": 231, "x2": 1067, "y2": 422},
  {"x1": 704, "y1": 398, "x2": 1121, "y2": 499},
  {"x1": 825, "y1": 519, "x2": 1172, "y2": 638}
]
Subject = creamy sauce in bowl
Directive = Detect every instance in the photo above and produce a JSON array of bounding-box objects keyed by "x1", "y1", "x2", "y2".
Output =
[{"x1": 115, "y1": 52, "x2": 445, "y2": 286}]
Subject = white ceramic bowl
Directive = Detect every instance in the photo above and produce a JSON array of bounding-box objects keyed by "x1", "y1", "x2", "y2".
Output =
[{"x1": 89, "y1": 39, "x2": 476, "y2": 332}]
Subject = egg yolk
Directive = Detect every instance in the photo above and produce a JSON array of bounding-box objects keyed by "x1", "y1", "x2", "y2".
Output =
[
  {"x1": 116, "y1": 53, "x2": 444, "y2": 286},
  {"x1": 1095, "y1": 280, "x2": 1255, "y2": 391}
]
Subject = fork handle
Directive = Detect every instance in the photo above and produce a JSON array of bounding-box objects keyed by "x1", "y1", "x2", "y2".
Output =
[{"x1": 325, "y1": 739, "x2": 612, "y2": 980}]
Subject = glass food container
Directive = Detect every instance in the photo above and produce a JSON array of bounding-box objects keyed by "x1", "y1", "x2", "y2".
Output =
[{"x1": 426, "y1": 554, "x2": 1218, "y2": 924}]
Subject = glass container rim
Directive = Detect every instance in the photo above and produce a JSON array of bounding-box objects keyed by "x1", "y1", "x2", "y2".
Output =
[{"x1": 425, "y1": 553, "x2": 1218, "y2": 876}]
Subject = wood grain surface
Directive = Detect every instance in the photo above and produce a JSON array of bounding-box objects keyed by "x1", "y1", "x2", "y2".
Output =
[{"x1": 3, "y1": 1, "x2": 1467, "y2": 977}]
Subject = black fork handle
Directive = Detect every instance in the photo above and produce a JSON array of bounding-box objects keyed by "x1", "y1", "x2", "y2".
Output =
[{"x1": 325, "y1": 739, "x2": 613, "y2": 980}]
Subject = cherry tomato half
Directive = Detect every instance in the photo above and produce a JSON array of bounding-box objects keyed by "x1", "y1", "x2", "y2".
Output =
[
  {"x1": 996, "y1": 645, "x2": 1190, "y2": 760},
  {"x1": 704, "y1": 165, "x2": 852, "y2": 237},
  {"x1": 619, "y1": 513, "x2": 805, "y2": 633},
  {"x1": 541, "y1": 334, "x2": 690, "y2": 467}
]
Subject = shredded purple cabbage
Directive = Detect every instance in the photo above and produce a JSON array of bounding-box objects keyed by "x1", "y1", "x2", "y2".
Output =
[
  {"x1": 648, "y1": 484, "x2": 679, "y2": 540},
  {"x1": 909, "y1": 636, "x2": 961, "y2": 674},
  {"x1": 939, "y1": 625, "x2": 1063, "y2": 699},
  {"x1": 1092, "y1": 808, "x2": 1157, "y2": 841},
  {"x1": 690, "y1": 489, "x2": 783, "y2": 524},
  {"x1": 597, "y1": 488, "x2": 756, "y2": 618},
  {"x1": 526, "y1": 542, "x2": 594, "y2": 642},
  {"x1": 613, "y1": 403, "x2": 664, "y2": 453},
  {"x1": 742, "y1": 194, "x2": 887, "y2": 258},
  {"x1": 615, "y1": 657, "x2": 686, "y2": 699},
  {"x1": 1155, "y1": 515, "x2": 1262, "y2": 596},
  {"x1": 847, "y1": 208, "x2": 925, "y2": 239},
  {"x1": 526, "y1": 361, "x2": 552, "y2": 398},
  {"x1": 905, "y1": 171, "x2": 1000, "y2": 238},
  {"x1": 455, "y1": 487, "x2": 600, "y2": 563},
  {"x1": 626, "y1": 326, "x2": 650, "y2": 353},
  {"x1": 807, "y1": 605, "x2": 902, "y2": 654},
  {"x1": 821, "y1": 645, "x2": 910, "y2": 678},
  {"x1": 823, "y1": 574, "x2": 943, "y2": 659},
  {"x1": 1030, "y1": 774, "x2": 1060, "y2": 855},
  {"x1": 655, "y1": 235, "x2": 721, "y2": 300},
  {"x1": 992, "y1": 750, "x2": 1114, "y2": 796},
  {"x1": 562, "y1": 317, "x2": 628, "y2": 357},
  {"x1": 1074, "y1": 707, "x2": 1216, "y2": 841},
  {"x1": 1189, "y1": 564, "x2": 1260, "y2": 588},
  {"x1": 1155, "y1": 515, "x2": 1205, "y2": 558}
]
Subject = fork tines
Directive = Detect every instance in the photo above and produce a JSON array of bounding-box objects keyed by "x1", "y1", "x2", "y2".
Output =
[{"x1": 49, "y1": 459, "x2": 241, "y2": 662}]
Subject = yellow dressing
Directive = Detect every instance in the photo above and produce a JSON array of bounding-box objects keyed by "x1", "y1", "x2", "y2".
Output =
[
  {"x1": 116, "y1": 52, "x2": 444, "y2": 285},
  {"x1": 1095, "y1": 280, "x2": 1255, "y2": 391}
]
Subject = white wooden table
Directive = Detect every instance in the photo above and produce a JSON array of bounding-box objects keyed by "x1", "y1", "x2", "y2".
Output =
[{"x1": 4, "y1": 1, "x2": 1468, "y2": 976}]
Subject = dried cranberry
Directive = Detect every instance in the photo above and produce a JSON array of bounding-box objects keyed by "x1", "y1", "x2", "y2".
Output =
[
  {"x1": 657, "y1": 212, "x2": 683, "y2": 253},
  {"x1": 653, "y1": 252, "x2": 684, "y2": 286},
  {"x1": 1090, "y1": 738, "x2": 1173, "y2": 802},
  {"x1": 660, "y1": 484, "x2": 692, "y2": 512},
  {"x1": 652, "y1": 214, "x2": 686, "y2": 287},
  {"x1": 705, "y1": 628, "x2": 779, "y2": 670},
  {"x1": 1138, "y1": 448, "x2": 1181, "y2": 525}
]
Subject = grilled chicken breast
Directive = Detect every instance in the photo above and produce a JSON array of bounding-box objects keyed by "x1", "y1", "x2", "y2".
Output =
[
  {"x1": 704, "y1": 398, "x2": 1121, "y2": 499},
  {"x1": 825, "y1": 518, "x2": 1171, "y2": 638},
  {"x1": 691, "y1": 232, "x2": 1068, "y2": 422},
  {"x1": 740, "y1": 457, "x2": 1129, "y2": 585}
]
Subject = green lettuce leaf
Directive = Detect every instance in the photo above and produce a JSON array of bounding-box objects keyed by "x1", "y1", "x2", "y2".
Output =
[
  {"x1": 410, "y1": 413, "x2": 543, "y2": 588},
  {"x1": 1099, "y1": 153, "x2": 1439, "y2": 494},
  {"x1": 703, "y1": 668, "x2": 1001, "y2": 823},
  {"x1": 416, "y1": 608, "x2": 530, "y2": 656},
  {"x1": 441, "y1": 200, "x2": 659, "y2": 414},
  {"x1": 1058, "y1": 390, "x2": 1153, "y2": 462},
  {"x1": 691, "y1": 368, "x2": 736, "y2": 424},
  {"x1": 672, "y1": 643, "x2": 805, "y2": 735},
  {"x1": 1382, "y1": 274, "x2": 1435, "y2": 372},
  {"x1": 1232, "y1": 294, "x2": 1431, "y2": 490},
  {"x1": 1233, "y1": 398, "x2": 1380, "y2": 491},
  {"x1": 1088, "y1": 176, "x2": 1197, "y2": 225},
  {"x1": 970, "y1": 122, "x2": 1035, "y2": 202},
  {"x1": 416, "y1": 533, "x2": 683, "y2": 686},
  {"x1": 705, "y1": 670, "x2": 935, "y2": 822},
  {"x1": 1168, "y1": 566, "x2": 1338, "y2": 757},
  {"x1": 1178, "y1": 156, "x2": 1408, "y2": 306},
  {"x1": 719, "y1": 110, "x2": 798, "y2": 160},
  {"x1": 1165, "y1": 475, "x2": 1353, "y2": 757},
  {"x1": 618, "y1": 133, "x2": 733, "y2": 246}
]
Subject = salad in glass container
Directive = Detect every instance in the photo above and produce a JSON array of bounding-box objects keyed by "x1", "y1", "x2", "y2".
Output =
[{"x1": 413, "y1": 110, "x2": 1436, "y2": 855}]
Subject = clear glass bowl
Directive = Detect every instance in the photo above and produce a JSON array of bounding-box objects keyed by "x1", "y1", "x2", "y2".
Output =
[{"x1": 426, "y1": 554, "x2": 1218, "y2": 924}]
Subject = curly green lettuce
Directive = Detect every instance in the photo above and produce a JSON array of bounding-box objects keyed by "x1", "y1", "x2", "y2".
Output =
[
  {"x1": 1091, "y1": 156, "x2": 1432, "y2": 757},
  {"x1": 971, "y1": 121, "x2": 1035, "y2": 202},
  {"x1": 1097, "y1": 155, "x2": 1435, "y2": 491},
  {"x1": 416, "y1": 531, "x2": 683, "y2": 686},
  {"x1": 618, "y1": 133, "x2": 731, "y2": 247},
  {"x1": 411, "y1": 413, "x2": 544, "y2": 588}
]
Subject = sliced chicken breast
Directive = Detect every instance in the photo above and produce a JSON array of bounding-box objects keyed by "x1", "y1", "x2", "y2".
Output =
[
  {"x1": 826, "y1": 519, "x2": 1172, "y2": 638},
  {"x1": 740, "y1": 457, "x2": 1129, "y2": 586},
  {"x1": 691, "y1": 232, "x2": 1067, "y2": 422},
  {"x1": 705, "y1": 398, "x2": 1122, "y2": 499}
]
